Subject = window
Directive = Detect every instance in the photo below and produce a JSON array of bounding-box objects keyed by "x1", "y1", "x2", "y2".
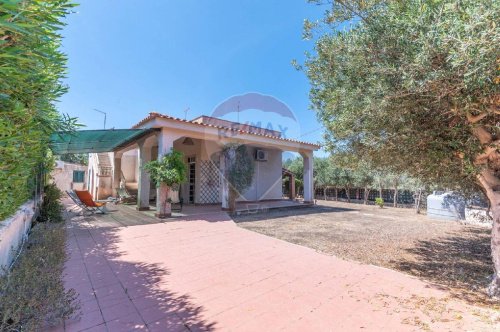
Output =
[{"x1": 73, "y1": 170, "x2": 85, "y2": 183}]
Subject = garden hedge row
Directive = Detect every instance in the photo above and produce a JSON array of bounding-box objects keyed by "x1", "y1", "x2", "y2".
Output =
[{"x1": 0, "y1": 0, "x2": 78, "y2": 220}]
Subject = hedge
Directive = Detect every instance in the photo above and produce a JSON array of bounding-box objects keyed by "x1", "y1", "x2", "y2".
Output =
[{"x1": 0, "y1": 0, "x2": 78, "y2": 220}]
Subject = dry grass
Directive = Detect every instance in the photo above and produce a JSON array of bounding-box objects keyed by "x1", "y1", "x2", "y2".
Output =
[
  {"x1": 0, "y1": 223, "x2": 80, "y2": 331},
  {"x1": 234, "y1": 200, "x2": 497, "y2": 308}
]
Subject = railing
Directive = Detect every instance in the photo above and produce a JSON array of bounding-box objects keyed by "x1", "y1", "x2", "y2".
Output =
[{"x1": 120, "y1": 171, "x2": 126, "y2": 187}]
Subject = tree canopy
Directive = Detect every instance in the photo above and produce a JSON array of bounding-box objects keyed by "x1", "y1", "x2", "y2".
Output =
[{"x1": 303, "y1": 0, "x2": 500, "y2": 295}]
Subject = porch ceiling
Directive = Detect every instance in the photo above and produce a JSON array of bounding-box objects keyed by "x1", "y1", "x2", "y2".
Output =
[{"x1": 49, "y1": 129, "x2": 158, "y2": 154}]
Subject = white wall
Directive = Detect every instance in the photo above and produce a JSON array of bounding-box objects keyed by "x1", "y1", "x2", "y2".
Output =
[
  {"x1": 0, "y1": 200, "x2": 37, "y2": 273},
  {"x1": 121, "y1": 151, "x2": 137, "y2": 183},
  {"x1": 51, "y1": 161, "x2": 87, "y2": 193},
  {"x1": 175, "y1": 141, "x2": 283, "y2": 203},
  {"x1": 239, "y1": 147, "x2": 283, "y2": 201},
  {"x1": 88, "y1": 153, "x2": 99, "y2": 198}
]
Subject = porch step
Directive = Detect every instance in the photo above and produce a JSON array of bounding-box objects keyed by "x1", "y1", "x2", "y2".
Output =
[{"x1": 234, "y1": 201, "x2": 315, "y2": 216}]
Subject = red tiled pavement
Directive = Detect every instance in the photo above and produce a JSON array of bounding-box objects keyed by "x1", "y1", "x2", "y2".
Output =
[{"x1": 59, "y1": 204, "x2": 498, "y2": 331}]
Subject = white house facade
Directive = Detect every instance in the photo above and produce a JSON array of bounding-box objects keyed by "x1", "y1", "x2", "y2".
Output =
[{"x1": 87, "y1": 112, "x2": 320, "y2": 217}]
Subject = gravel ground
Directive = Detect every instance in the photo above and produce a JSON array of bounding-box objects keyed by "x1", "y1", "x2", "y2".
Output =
[{"x1": 234, "y1": 200, "x2": 496, "y2": 307}]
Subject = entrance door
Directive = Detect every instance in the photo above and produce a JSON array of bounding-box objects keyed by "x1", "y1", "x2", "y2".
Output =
[{"x1": 187, "y1": 157, "x2": 196, "y2": 203}]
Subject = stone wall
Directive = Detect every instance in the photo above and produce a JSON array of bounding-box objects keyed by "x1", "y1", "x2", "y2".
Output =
[
  {"x1": 51, "y1": 161, "x2": 87, "y2": 192},
  {"x1": 0, "y1": 200, "x2": 37, "y2": 273}
]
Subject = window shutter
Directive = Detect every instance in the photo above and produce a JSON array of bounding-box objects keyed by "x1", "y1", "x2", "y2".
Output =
[{"x1": 73, "y1": 170, "x2": 85, "y2": 183}]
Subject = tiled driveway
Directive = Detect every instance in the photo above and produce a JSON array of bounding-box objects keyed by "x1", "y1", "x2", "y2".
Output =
[{"x1": 60, "y1": 204, "x2": 497, "y2": 331}]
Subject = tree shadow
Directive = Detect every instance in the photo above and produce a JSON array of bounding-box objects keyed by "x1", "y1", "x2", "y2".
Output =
[
  {"x1": 64, "y1": 206, "x2": 217, "y2": 331},
  {"x1": 391, "y1": 227, "x2": 497, "y2": 307}
]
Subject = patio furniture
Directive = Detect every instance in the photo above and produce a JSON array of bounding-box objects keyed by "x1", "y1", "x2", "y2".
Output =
[
  {"x1": 116, "y1": 187, "x2": 137, "y2": 204},
  {"x1": 74, "y1": 190, "x2": 108, "y2": 214},
  {"x1": 66, "y1": 190, "x2": 91, "y2": 213}
]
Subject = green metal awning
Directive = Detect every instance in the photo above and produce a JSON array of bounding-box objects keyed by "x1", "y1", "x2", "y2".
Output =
[{"x1": 49, "y1": 129, "x2": 158, "y2": 154}]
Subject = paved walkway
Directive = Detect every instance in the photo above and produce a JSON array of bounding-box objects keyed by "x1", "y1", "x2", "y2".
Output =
[{"x1": 57, "y1": 204, "x2": 498, "y2": 331}]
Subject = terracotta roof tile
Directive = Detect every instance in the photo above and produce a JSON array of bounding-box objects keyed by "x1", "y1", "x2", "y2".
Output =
[{"x1": 132, "y1": 112, "x2": 321, "y2": 148}]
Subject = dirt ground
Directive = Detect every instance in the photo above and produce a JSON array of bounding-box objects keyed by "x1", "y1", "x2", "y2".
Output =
[{"x1": 233, "y1": 200, "x2": 497, "y2": 308}]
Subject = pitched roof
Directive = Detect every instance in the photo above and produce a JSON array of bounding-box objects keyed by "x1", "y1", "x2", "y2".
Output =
[{"x1": 133, "y1": 112, "x2": 321, "y2": 148}]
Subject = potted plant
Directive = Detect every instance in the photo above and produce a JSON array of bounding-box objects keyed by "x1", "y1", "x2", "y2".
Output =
[{"x1": 144, "y1": 150, "x2": 186, "y2": 218}]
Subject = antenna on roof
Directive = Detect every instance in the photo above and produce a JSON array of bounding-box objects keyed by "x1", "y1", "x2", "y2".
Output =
[
  {"x1": 93, "y1": 109, "x2": 107, "y2": 129},
  {"x1": 184, "y1": 107, "x2": 190, "y2": 120}
]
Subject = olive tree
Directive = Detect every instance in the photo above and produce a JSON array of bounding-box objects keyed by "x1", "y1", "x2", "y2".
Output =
[
  {"x1": 284, "y1": 156, "x2": 304, "y2": 194},
  {"x1": 315, "y1": 157, "x2": 342, "y2": 200},
  {"x1": 353, "y1": 162, "x2": 375, "y2": 205},
  {"x1": 222, "y1": 144, "x2": 255, "y2": 212},
  {"x1": 302, "y1": 0, "x2": 500, "y2": 295}
]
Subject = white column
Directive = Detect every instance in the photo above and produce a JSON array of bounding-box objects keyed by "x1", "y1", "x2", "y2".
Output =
[
  {"x1": 155, "y1": 129, "x2": 176, "y2": 218},
  {"x1": 220, "y1": 153, "x2": 229, "y2": 210},
  {"x1": 137, "y1": 141, "x2": 152, "y2": 210},
  {"x1": 302, "y1": 152, "x2": 314, "y2": 202},
  {"x1": 112, "y1": 152, "x2": 122, "y2": 197}
]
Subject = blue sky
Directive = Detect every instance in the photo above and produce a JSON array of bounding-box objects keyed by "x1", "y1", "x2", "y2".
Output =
[{"x1": 58, "y1": 0, "x2": 327, "y2": 156}]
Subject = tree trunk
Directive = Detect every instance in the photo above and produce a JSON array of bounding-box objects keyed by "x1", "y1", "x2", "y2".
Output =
[
  {"x1": 468, "y1": 120, "x2": 500, "y2": 296},
  {"x1": 364, "y1": 187, "x2": 370, "y2": 205},
  {"x1": 415, "y1": 189, "x2": 422, "y2": 214},
  {"x1": 324, "y1": 186, "x2": 327, "y2": 201},
  {"x1": 345, "y1": 187, "x2": 351, "y2": 203},
  {"x1": 489, "y1": 198, "x2": 500, "y2": 297},
  {"x1": 477, "y1": 169, "x2": 500, "y2": 297},
  {"x1": 229, "y1": 187, "x2": 238, "y2": 213},
  {"x1": 393, "y1": 187, "x2": 398, "y2": 207},
  {"x1": 335, "y1": 188, "x2": 338, "y2": 201}
]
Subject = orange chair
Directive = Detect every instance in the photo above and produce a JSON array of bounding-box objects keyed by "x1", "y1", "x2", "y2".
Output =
[{"x1": 74, "y1": 190, "x2": 108, "y2": 214}]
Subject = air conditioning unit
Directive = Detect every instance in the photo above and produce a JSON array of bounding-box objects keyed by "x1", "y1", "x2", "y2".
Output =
[{"x1": 255, "y1": 149, "x2": 268, "y2": 161}]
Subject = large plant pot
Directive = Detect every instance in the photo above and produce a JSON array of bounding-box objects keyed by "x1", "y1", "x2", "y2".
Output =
[{"x1": 155, "y1": 183, "x2": 171, "y2": 218}]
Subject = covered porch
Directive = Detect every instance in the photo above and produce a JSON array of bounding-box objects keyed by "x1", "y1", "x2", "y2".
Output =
[
  {"x1": 128, "y1": 199, "x2": 314, "y2": 220},
  {"x1": 65, "y1": 198, "x2": 314, "y2": 228}
]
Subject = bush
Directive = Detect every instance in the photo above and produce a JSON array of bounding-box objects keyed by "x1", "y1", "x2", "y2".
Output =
[
  {"x1": 38, "y1": 183, "x2": 64, "y2": 223},
  {"x1": 0, "y1": 223, "x2": 80, "y2": 330},
  {"x1": 375, "y1": 197, "x2": 384, "y2": 208},
  {"x1": 144, "y1": 150, "x2": 187, "y2": 187}
]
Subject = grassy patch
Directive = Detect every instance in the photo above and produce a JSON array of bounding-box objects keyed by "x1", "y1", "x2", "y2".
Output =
[
  {"x1": 0, "y1": 219, "x2": 80, "y2": 330},
  {"x1": 235, "y1": 201, "x2": 497, "y2": 307}
]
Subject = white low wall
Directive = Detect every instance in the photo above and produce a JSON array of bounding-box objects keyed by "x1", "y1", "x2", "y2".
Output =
[{"x1": 0, "y1": 200, "x2": 37, "y2": 273}]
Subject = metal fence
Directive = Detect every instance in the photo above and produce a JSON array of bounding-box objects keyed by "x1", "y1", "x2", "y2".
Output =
[{"x1": 283, "y1": 185, "x2": 428, "y2": 210}]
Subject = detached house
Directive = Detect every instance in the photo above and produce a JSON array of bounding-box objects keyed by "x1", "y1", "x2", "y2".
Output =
[{"x1": 83, "y1": 112, "x2": 319, "y2": 216}]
